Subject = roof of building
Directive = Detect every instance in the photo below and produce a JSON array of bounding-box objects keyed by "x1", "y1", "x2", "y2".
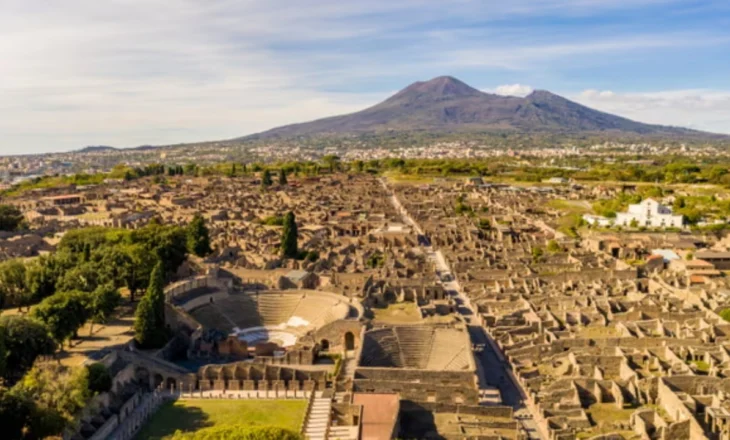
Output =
[{"x1": 352, "y1": 393, "x2": 400, "y2": 440}]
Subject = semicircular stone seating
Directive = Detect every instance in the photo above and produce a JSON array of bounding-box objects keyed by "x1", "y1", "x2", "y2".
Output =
[
  {"x1": 360, "y1": 327, "x2": 471, "y2": 370},
  {"x1": 188, "y1": 291, "x2": 350, "y2": 341}
]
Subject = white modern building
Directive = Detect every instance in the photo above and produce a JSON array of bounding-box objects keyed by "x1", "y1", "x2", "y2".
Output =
[{"x1": 615, "y1": 198, "x2": 683, "y2": 228}]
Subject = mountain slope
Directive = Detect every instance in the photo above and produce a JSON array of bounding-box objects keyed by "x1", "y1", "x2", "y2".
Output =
[{"x1": 242, "y1": 76, "x2": 715, "y2": 140}]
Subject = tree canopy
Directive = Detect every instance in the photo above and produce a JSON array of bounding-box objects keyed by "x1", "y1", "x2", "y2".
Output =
[
  {"x1": 0, "y1": 205, "x2": 24, "y2": 231},
  {"x1": 187, "y1": 213, "x2": 213, "y2": 257}
]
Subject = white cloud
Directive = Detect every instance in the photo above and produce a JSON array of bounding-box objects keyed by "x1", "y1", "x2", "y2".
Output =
[
  {"x1": 570, "y1": 89, "x2": 730, "y2": 134},
  {"x1": 492, "y1": 84, "x2": 534, "y2": 97},
  {"x1": 0, "y1": 0, "x2": 729, "y2": 153}
]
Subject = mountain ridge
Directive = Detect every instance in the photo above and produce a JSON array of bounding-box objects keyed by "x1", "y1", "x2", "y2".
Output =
[{"x1": 241, "y1": 76, "x2": 719, "y2": 140}]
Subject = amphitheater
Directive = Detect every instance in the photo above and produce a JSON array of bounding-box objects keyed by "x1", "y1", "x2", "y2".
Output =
[
  {"x1": 176, "y1": 288, "x2": 360, "y2": 349},
  {"x1": 359, "y1": 325, "x2": 473, "y2": 371}
]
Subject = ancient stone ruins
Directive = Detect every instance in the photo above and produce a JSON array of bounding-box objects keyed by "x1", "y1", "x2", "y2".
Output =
[{"x1": 12, "y1": 173, "x2": 730, "y2": 439}]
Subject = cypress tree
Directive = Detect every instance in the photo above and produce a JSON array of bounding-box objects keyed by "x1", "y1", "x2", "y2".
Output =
[
  {"x1": 281, "y1": 211, "x2": 298, "y2": 259},
  {"x1": 261, "y1": 170, "x2": 273, "y2": 187},
  {"x1": 134, "y1": 261, "x2": 166, "y2": 348},
  {"x1": 279, "y1": 169, "x2": 288, "y2": 185}
]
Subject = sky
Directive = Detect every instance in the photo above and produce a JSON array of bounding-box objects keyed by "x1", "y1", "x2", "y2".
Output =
[{"x1": 2, "y1": 0, "x2": 730, "y2": 155}]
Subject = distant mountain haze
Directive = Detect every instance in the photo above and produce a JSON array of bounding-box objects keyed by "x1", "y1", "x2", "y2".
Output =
[{"x1": 243, "y1": 76, "x2": 718, "y2": 140}]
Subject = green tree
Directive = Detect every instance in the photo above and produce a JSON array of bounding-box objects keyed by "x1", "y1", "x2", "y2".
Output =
[
  {"x1": 0, "y1": 385, "x2": 33, "y2": 440},
  {"x1": 12, "y1": 363, "x2": 91, "y2": 438},
  {"x1": 86, "y1": 363, "x2": 112, "y2": 394},
  {"x1": 0, "y1": 205, "x2": 24, "y2": 231},
  {"x1": 134, "y1": 262, "x2": 167, "y2": 348},
  {"x1": 279, "y1": 168, "x2": 288, "y2": 185},
  {"x1": 280, "y1": 211, "x2": 299, "y2": 259},
  {"x1": 261, "y1": 169, "x2": 273, "y2": 187},
  {"x1": 186, "y1": 214, "x2": 213, "y2": 257},
  {"x1": 322, "y1": 154, "x2": 340, "y2": 173},
  {"x1": 87, "y1": 284, "x2": 121, "y2": 335},
  {"x1": 0, "y1": 259, "x2": 29, "y2": 310},
  {"x1": 0, "y1": 315, "x2": 56, "y2": 382},
  {"x1": 25, "y1": 257, "x2": 57, "y2": 304},
  {"x1": 31, "y1": 291, "x2": 91, "y2": 347}
]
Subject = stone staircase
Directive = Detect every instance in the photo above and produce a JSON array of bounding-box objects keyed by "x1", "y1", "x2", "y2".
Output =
[
  {"x1": 327, "y1": 425, "x2": 359, "y2": 440},
  {"x1": 304, "y1": 395, "x2": 332, "y2": 440}
]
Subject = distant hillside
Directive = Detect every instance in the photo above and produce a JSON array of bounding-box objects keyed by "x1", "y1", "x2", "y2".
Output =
[
  {"x1": 242, "y1": 76, "x2": 720, "y2": 140},
  {"x1": 77, "y1": 145, "x2": 118, "y2": 153}
]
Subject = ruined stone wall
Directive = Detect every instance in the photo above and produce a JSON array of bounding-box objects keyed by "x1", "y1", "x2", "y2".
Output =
[
  {"x1": 165, "y1": 302, "x2": 201, "y2": 334},
  {"x1": 657, "y1": 378, "x2": 706, "y2": 440},
  {"x1": 313, "y1": 320, "x2": 363, "y2": 352},
  {"x1": 400, "y1": 401, "x2": 514, "y2": 419},
  {"x1": 354, "y1": 367, "x2": 478, "y2": 404}
]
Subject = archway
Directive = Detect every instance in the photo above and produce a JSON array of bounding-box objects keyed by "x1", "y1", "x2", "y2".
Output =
[
  {"x1": 135, "y1": 367, "x2": 150, "y2": 389},
  {"x1": 344, "y1": 332, "x2": 355, "y2": 351},
  {"x1": 153, "y1": 373, "x2": 164, "y2": 389},
  {"x1": 166, "y1": 377, "x2": 177, "y2": 392},
  {"x1": 320, "y1": 339, "x2": 330, "y2": 352}
]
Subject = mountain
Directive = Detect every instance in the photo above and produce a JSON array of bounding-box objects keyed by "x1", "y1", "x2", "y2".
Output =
[{"x1": 242, "y1": 76, "x2": 717, "y2": 140}]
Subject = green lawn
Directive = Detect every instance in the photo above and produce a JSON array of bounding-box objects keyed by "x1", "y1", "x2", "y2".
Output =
[{"x1": 135, "y1": 399, "x2": 307, "y2": 440}]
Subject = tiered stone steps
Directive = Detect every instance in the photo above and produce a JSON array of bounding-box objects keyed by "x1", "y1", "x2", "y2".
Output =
[
  {"x1": 360, "y1": 328, "x2": 403, "y2": 367},
  {"x1": 256, "y1": 294, "x2": 302, "y2": 326},
  {"x1": 395, "y1": 327, "x2": 435, "y2": 369},
  {"x1": 190, "y1": 306, "x2": 234, "y2": 333},
  {"x1": 327, "y1": 426, "x2": 359, "y2": 440},
  {"x1": 304, "y1": 396, "x2": 331, "y2": 440}
]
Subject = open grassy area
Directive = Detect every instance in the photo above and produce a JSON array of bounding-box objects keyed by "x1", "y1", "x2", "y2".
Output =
[
  {"x1": 577, "y1": 403, "x2": 641, "y2": 439},
  {"x1": 547, "y1": 199, "x2": 593, "y2": 215},
  {"x1": 371, "y1": 302, "x2": 422, "y2": 324},
  {"x1": 135, "y1": 399, "x2": 307, "y2": 440}
]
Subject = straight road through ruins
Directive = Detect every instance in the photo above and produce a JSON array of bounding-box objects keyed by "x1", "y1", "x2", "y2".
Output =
[{"x1": 380, "y1": 177, "x2": 544, "y2": 440}]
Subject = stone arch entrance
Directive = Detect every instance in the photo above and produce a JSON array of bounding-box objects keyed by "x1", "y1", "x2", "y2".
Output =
[
  {"x1": 135, "y1": 367, "x2": 150, "y2": 389},
  {"x1": 344, "y1": 332, "x2": 355, "y2": 351},
  {"x1": 166, "y1": 377, "x2": 177, "y2": 392},
  {"x1": 153, "y1": 373, "x2": 164, "y2": 389},
  {"x1": 320, "y1": 339, "x2": 330, "y2": 352}
]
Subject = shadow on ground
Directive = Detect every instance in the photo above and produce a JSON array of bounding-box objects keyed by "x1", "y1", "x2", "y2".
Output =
[{"x1": 135, "y1": 403, "x2": 210, "y2": 439}]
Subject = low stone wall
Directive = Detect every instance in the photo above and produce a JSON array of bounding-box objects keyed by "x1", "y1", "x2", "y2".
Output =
[
  {"x1": 165, "y1": 275, "x2": 231, "y2": 302},
  {"x1": 107, "y1": 391, "x2": 170, "y2": 440},
  {"x1": 657, "y1": 378, "x2": 705, "y2": 440},
  {"x1": 354, "y1": 367, "x2": 479, "y2": 405},
  {"x1": 401, "y1": 401, "x2": 513, "y2": 418}
]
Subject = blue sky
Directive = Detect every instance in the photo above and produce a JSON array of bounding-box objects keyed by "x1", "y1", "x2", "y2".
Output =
[{"x1": 2, "y1": 0, "x2": 730, "y2": 154}]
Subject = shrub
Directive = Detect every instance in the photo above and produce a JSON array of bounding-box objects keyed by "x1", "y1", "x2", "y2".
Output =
[{"x1": 86, "y1": 363, "x2": 112, "y2": 394}]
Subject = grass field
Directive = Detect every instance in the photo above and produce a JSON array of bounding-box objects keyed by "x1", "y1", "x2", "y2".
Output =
[{"x1": 135, "y1": 399, "x2": 307, "y2": 440}]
